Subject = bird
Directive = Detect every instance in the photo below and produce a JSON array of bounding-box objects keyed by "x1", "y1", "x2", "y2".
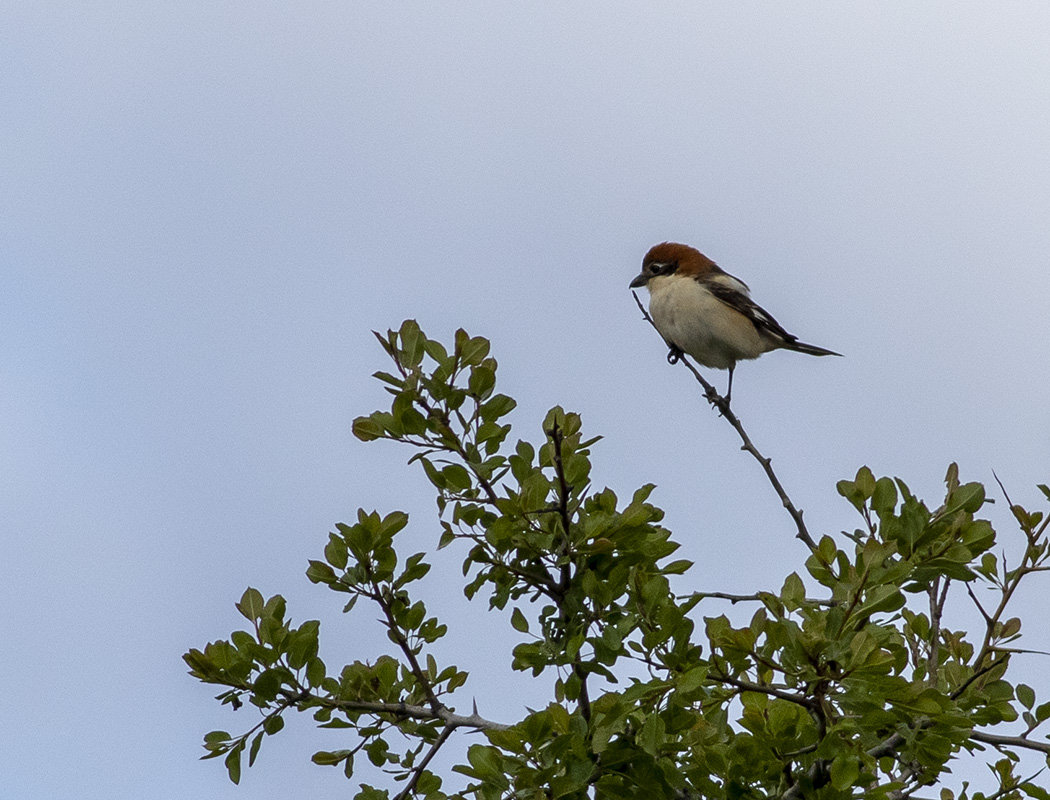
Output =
[{"x1": 630, "y1": 242, "x2": 840, "y2": 403}]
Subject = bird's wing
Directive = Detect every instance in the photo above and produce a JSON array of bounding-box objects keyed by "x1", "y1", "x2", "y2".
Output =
[{"x1": 702, "y1": 273, "x2": 800, "y2": 345}]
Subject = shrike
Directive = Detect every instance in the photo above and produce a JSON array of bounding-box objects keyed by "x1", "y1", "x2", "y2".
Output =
[{"x1": 630, "y1": 242, "x2": 840, "y2": 402}]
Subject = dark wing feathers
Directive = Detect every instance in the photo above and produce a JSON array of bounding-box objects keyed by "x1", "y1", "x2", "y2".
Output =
[{"x1": 704, "y1": 281, "x2": 799, "y2": 345}]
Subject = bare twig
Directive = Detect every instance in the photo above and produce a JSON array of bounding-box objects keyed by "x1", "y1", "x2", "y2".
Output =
[
  {"x1": 281, "y1": 689, "x2": 511, "y2": 731},
  {"x1": 970, "y1": 730, "x2": 1050, "y2": 756},
  {"x1": 693, "y1": 590, "x2": 834, "y2": 607},
  {"x1": 394, "y1": 726, "x2": 456, "y2": 800},
  {"x1": 966, "y1": 582, "x2": 994, "y2": 623},
  {"x1": 633, "y1": 291, "x2": 821, "y2": 556},
  {"x1": 708, "y1": 672, "x2": 816, "y2": 709}
]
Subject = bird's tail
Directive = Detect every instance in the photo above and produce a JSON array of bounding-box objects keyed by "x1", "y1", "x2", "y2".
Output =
[{"x1": 784, "y1": 340, "x2": 842, "y2": 358}]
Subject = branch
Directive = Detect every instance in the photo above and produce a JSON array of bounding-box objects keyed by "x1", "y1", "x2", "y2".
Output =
[
  {"x1": 368, "y1": 575, "x2": 444, "y2": 713},
  {"x1": 546, "y1": 420, "x2": 593, "y2": 722},
  {"x1": 632, "y1": 291, "x2": 820, "y2": 556},
  {"x1": 867, "y1": 730, "x2": 908, "y2": 759},
  {"x1": 970, "y1": 730, "x2": 1050, "y2": 756},
  {"x1": 546, "y1": 420, "x2": 575, "y2": 593},
  {"x1": 779, "y1": 761, "x2": 826, "y2": 800}
]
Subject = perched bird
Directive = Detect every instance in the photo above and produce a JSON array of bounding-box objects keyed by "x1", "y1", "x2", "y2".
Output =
[{"x1": 630, "y1": 242, "x2": 840, "y2": 402}]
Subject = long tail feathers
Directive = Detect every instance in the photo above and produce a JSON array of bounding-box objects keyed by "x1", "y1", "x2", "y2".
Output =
[{"x1": 784, "y1": 340, "x2": 842, "y2": 358}]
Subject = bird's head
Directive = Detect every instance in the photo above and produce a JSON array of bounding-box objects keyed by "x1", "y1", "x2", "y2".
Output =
[{"x1": 629, "y1": 242, "x2": 716, "y2": 289}]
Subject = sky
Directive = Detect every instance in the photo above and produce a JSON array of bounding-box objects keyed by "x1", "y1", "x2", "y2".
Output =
[{"x1": 3, "y1": 3, "x2": 1050, "y2": 798}]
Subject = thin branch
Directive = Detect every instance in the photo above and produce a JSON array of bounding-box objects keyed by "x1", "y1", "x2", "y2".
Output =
[
  {"x1": 467, "y1": 546, "x2": 564, "y2": 601},
  {"x1": 708, "y1": 672, "x2": 816, "y2": 709},
  {"x1": 282, "y1": 690, "x2": 511, "y2": 731},
  {"x1": 951, "y1": 656, "x2": 1008, "y2": 701},
  {"x1": 693, "y1": 590, "x2": 834, "y2": 607},
  {"x1": 966, "y1": 582, "x2": 994, "y2": 624},
  {"x1": 632, "y1": 291, "x2": 821, "y2": 556},
  {"x1": 394, "y1": 725, "x2": 456, "y2": 800},
  {"x1": 926, "y1": 577, "x2": 950, "y2": 686},
  {"x1": 992, "y1": 471, "x2": 1016, "y2": 520}
]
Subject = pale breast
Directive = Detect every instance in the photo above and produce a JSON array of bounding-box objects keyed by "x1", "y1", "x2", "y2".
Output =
[{"x1": 647, "y1": 275, "x2": 774, "y2": 368}]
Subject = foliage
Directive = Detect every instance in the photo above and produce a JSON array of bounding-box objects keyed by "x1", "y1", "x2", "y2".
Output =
[{"x1": 185, "y1": 320, "x2": 1050, "y2": 799}]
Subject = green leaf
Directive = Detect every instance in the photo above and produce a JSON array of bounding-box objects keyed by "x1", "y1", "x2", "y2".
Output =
[
  {"x1": 1022, "y1": 782, "x2": 1050, "y2": 800},
  {"x1": 398, "y1": 319, "x2": 424, "y2": 367},
  {"x1": 856, "y1": 585, "x2": 905, "y2": 617},
  {"x1": 306, "y1": 560, "x2": 336, "y2": 584},
  {"x1": 830, "y1": 754, "x2": 859, "y2": 790},
  {"x1": 781, "y1": 572, "x2": 805, "y2": 608},
  {"x1": 872, "y1": 477, "x2": 898, "y2": 515},
  {"x1": 354, "y1": 786, "x2": 387, "y2": 800},
  {"x1": 460, "y1": 336, "x2": 491, "y2": 366},
  {"x1": 481, "y1": 393, "x2": 516, "y2": 421},
  {"x1": 248, "y1": 731, "x2": 263, "y2": 767},
  {"x1": 351, "y1": 416, "x2": 386, "y2": 442},
  {"x1": 947, "y1": 482, "x2": 986, "y2": 515},
  {"x1": 662, "y1": 559, "x2": 693, "y2": 575},
  {"x1": 442, "y1": 464, "x2": 472, "y2": 492},
  {"x1": 1001, "y1": 617, "x2": 1021, "y2": 638},
  {"x1": 855, "y1": 466, "x2": 876, "y2": 498},
  {"x1": 1016, "y1": 684, "x2": 1036, "y2": 710},
  {"x1": 423, "y1": 338, "x2": 448, "y2": 364},
  {"x1": 306, "y1": 657, "x2": 326, "y2": 688},
  {"x1": 237, "y1": 587, "x2": 265, "y2": 621},
  {"x1": 325, "y1": 533, "x2": 348, "y2": 569},
  {"x1": 466, "y1": 744, "x2": 502, "y2": 778},
  {"x1": 1035, "y1": 700, "x2": 1050, "y2": 722},
  {"x1": 378, "y1": 510, "x2": 409, "y2": 539},
  {"x1": 837, "y1": 479, "x2": 864, "y2": 511},
  {"x1": 263, "y1": 714, "x2": 284, "y2": 735},
  {"x1": 225, "y1": 743, "x2": 242, "y2": 784},
  {"x1": 254, "y1": 668, "x2": 284, "y2": 701},
  {"x1": 510, "y1": 607, "x2": 529, "y2": 633},
  {"x1": 468, "y1": 365, "x2": 496, "y2": 400},
  {"x1": 637, "y1": 713, "x2": 666, "y2": 755},
  {"x1": 313, "y1": 749, "x2": 351, "y2": 766}
]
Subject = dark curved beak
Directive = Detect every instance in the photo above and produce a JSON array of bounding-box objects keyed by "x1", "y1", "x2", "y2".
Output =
[{"x1": 629, "y1": 272, "x2": 648, "y2": 289}]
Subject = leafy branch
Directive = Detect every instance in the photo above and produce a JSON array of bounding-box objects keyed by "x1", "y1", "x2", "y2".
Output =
[{"x1": 185, "y1": 320, "x2": 1050, "y2": 800}]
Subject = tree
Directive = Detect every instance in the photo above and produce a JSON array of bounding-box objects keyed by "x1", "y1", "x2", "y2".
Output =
[{"x1": 185, "y1": 319, "x2": 1050, "y2": 799}]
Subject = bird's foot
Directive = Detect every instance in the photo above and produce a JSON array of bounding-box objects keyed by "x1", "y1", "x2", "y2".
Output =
[{"x1": 666, "y1": 345, "x2": 684, "y2": 365}]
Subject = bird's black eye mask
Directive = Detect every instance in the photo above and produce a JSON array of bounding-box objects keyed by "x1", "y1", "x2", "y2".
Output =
[{"x1": 648, "y1": 260, "x2": 679, "y2": 277}]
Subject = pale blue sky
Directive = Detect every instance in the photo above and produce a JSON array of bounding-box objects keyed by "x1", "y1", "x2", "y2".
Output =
[{"x1": 3, "y1": 3, "x2": 1050, "y2": 797}]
